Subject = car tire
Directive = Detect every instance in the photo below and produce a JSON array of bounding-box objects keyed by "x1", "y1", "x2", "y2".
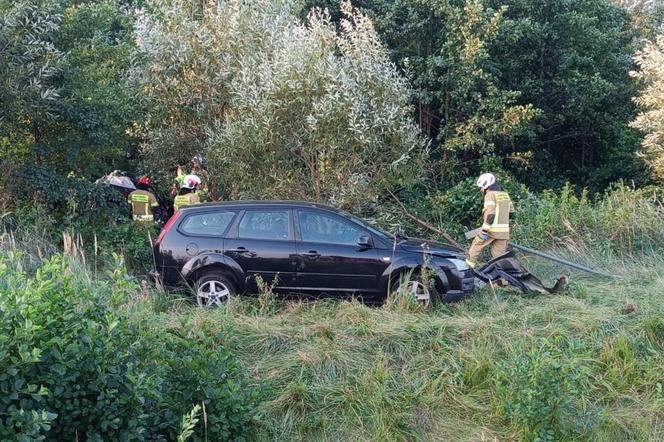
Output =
[{"x1": 194, "y1": 271, "x2": 237, "y2": 307}]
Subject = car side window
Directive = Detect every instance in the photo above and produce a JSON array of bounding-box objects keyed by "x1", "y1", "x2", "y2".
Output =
[
  {"x1": 238, "y1": 210, "x2": 290, "y2": 241},
  {"x1": 179, "y1": 211, "x2": 236, "y2": 236},
  {"x1": 298, "y1": 211, "x2": 363, "y2": 245}
]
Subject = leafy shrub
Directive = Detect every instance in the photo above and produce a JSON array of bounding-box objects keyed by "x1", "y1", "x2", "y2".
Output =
[
  {"x1": 135, "y1": 320, "x2": 259, "y2": 441},
  {"x1": 378, "y1": 174, "x2": 530, "y2": 241},
  {"x1": 95, "y1": 222, "x2": 157, "y2": 274},
  {"x1": 177, "y1": 404, "x2": 201, "y2": 442},
  {"x1": 428, "y1": 175, "x2": 530, "y2": 236},
  {"x1": 0, "y1": 254, "x2": 148, "y2": 440},
  {"x1": 3, "y1": 192, "x2": 154, "y2": 274},
  {"x1": 0, "y1": 252, "x2": 258, "y2": 440},
  {"x1": 631, "y1": 35, "x2": 664, "y2": 181},
  {"x1": 494, "y1": 338, "x2": 589, "y2": 441}
]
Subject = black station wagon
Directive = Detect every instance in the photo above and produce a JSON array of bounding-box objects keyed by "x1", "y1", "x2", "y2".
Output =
[{"x1": 153, "y1": 201, "x2": 474, "y2": 306}]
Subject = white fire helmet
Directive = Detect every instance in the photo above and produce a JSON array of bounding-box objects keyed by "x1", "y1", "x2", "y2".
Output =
[
  {"x1": 182, "y1": 174, "x2": 202, "y2": 189},
  {"x1": 475, "y1": 173, "x2": 496, "y2": 190}
]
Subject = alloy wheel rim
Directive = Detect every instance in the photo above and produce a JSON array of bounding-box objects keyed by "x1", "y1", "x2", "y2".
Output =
[
  {"x1": 197, "y1": 280, "x2": 231, "y2": 307},
  {"x1": 410, "y1": 280, "x2": 431, "y2": 304}
]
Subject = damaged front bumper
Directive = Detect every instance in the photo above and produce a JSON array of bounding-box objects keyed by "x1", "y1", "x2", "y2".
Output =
[{"x1": 474, "y1": 251, "x2": 569, "y2": 294}]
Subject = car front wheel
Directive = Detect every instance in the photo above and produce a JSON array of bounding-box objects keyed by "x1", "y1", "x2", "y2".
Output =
[
  {"x1": 402, "y1": 271, "x2": 440, "y2": 306},
  {"x1": 194, "y1": 271, "x2": 236, "y2": 307}
]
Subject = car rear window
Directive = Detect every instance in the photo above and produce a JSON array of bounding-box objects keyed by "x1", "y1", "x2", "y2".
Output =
[{"x1": 179, "y1": 211, "x2": 236, "y2": 236}]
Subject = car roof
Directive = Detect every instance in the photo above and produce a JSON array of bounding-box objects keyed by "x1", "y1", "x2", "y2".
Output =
[{"x1": 179, "y1": 200, "x2": 346, "y2": 214}]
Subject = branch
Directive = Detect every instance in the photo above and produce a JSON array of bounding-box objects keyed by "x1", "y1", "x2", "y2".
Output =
[{"x1": 387, "y1": 190, "x2": 464, "y2": 249}]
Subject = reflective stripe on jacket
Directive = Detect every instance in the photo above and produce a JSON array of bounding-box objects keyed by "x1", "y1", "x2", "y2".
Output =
[
  {"x1": 174, "y1": 193, "x2": 200, "y2": 211},
  {"x1": 128, "y1": 189, "x2": 159, "y2": 219},
  {"x1": 133, "y1": 214, "x2": 154, "y2": 222},
  {"x1": 480, "y1": 190, "x2": 514, "y2": 239}
]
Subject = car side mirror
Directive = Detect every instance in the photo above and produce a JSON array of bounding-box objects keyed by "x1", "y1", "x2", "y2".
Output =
[{"x1": 357, "y1": 235, "x2": 372, "y2": 248}]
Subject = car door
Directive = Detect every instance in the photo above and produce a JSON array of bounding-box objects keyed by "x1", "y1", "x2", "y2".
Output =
[
  {"x1": 224, "y1": 208, "x2": 298, "y2": 293},
  {"x1": 294, "y1": 209, "x2": 388, "y2": 296},
  {"x1": 177, "y1": 209, "x2": 237, "y2": 257},
  {"x1": 157, "y1": 209, "x2": 236, "y2": 286}
]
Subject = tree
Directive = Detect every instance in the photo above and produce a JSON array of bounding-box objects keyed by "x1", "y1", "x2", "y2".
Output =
[
  {"x1": 630, "y1": 34, "x2": 664, "y2": 180},
  {"x1": 300, "y1": 0, "x2": 536, "y2": 182},
  {"x1": 305, "y1": 0, "x2": 648, "y2": 190},
  {"x1": 0, "y1": 0, "x2": 141, "y2": 209},
  {"x1": 614, "y1": 0, "x2": 664, "y2": 41},
  {"x1": 0, "y1": 0, "x2": 65, "y2": 208},
  {"x1": 486, "y1": 0, "x2": 645, "y2": 190},
  {"x1": 0, "y1": 1, "x2": 65, "y2": 144},
  {"x1": 134, "y1": 0, "x2": 428, "y2": 208},
  {"x1": 53, "y1": 0, "x2": 141, "y2": 178}
]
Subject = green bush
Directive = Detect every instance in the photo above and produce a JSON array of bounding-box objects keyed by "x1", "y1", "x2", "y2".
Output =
[
  {"x1": 0, "y1": 252, "x2": 258, "y2": 440},
  {"x1": 0, "y1": 254, "x2": 147, "y2": 439},
  {"x1": 94, "y1": 222, "x2": 158, "y2": 274},
  {"x1": 429, "y1": 176, "x2": 530, "y2": 235},
  {"x1": 143, "y1": 329, "x2": 258, "y2": 441},
  {"x1": 494, "y1": 338, "x2": 589, "y2": 441},
  {"x1": 381, "y1": 175, "x2": 531, "y2": 241}
]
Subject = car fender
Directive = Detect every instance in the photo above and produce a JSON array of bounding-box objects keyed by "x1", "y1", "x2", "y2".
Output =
[
  {"x1": 181, "y1": 253, "x2": 245, "y2": 288},
  {"x1": 431, "y1": 256, "x2": 471, "y2": 293},
  {"x1": 428, "y1": 256, "x2": 455, "y2": 292},
  {"x1": 379, "y1": 255, "x2": 450, "y2": 294}
]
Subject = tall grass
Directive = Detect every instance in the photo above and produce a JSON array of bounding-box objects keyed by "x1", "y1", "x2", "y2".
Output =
[
  {"x1": 186, "y1": 255, "x2": 663, "y2": 441},
  {"x1": 512, "y1": 183, "x2": 664, "y2": 256},
  {"x1": 4, "y1": 183, "x2": 664, "y2": 440},
  {"x1": 156, "y1": 184, "x2": 664, "y2": 440}
]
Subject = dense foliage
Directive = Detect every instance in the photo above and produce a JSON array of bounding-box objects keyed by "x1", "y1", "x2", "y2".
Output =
[
  {"x1": 1, "y1": 0, "x2": 662, "y2": 215},
  {"x1": 134, "y1": 0, "x2": 427, "y2": 207},
  {"x1": 0, "y1": 0, "x2": 140, "y2": 213},
  {"x1": 486, "y1": 0, "x2": 644, "y2": 189},
  {"x1": 302, "y1": 0, "x2": 649, "y2": 190},
  {"x1": 0, "y1": 252, "x2": 258, "y2": 440},
  {"x1": 495, "y1": 338, "x2": 587, "y2": 440},
  {"x1": 301, "y1": 0, "x2": 537, "y2": 182}
]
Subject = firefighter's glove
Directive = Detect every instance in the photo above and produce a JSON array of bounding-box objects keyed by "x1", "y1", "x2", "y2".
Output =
[{"x1": 479, "y1": 230, "x2": 489, "y2": 241}]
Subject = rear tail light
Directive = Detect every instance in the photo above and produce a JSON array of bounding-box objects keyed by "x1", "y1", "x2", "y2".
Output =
[{"x1": 155, "y1": 211, "x2": 181, "y2": 246}]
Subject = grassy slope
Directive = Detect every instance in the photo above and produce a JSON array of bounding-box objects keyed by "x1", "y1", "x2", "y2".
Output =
[{"x1": 149, "y1": 255, "x2": 664, "y2": 441}]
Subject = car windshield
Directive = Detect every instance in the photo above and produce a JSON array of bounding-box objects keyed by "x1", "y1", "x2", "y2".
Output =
[{"x1": 340, "y1": 211, "x2": 403, "y2": 242}]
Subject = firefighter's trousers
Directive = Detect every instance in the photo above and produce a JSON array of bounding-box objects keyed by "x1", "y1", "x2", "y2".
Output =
[{"x1": 466, "y1": 235, "x2": 508, "y2": 267}]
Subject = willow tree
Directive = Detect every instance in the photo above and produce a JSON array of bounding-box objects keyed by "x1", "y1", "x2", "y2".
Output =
[
  {"x1": 134, "y1": 0, "x2": 427, "y2": 209},
  {"x1": 631, "y1": 35, "x2": 664, "y2": 180},
  {"x1": 301, "y1": 0, "x2": 537, "y2": 181}
]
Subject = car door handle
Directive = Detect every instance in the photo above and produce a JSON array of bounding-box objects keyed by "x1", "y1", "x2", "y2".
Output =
[
  {"x1": 228, "y1": 247, "x2": 256, "y2": 257},
  {"x1": 302, "y1": 250, "x2": 320, "y2": 259}
]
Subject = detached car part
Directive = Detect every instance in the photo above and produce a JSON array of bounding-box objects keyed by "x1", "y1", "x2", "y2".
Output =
[
  {"x1": 465, "y1": 228, "x2": 611, "y2": 277},
  {"x1": 474, "y1": 251, "x2": 569, "y2": 294}
]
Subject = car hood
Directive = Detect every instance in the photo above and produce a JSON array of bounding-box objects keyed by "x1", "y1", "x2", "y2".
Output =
[{"x1": 397, "y1": 238, "x2": 466, "y2": 259}]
